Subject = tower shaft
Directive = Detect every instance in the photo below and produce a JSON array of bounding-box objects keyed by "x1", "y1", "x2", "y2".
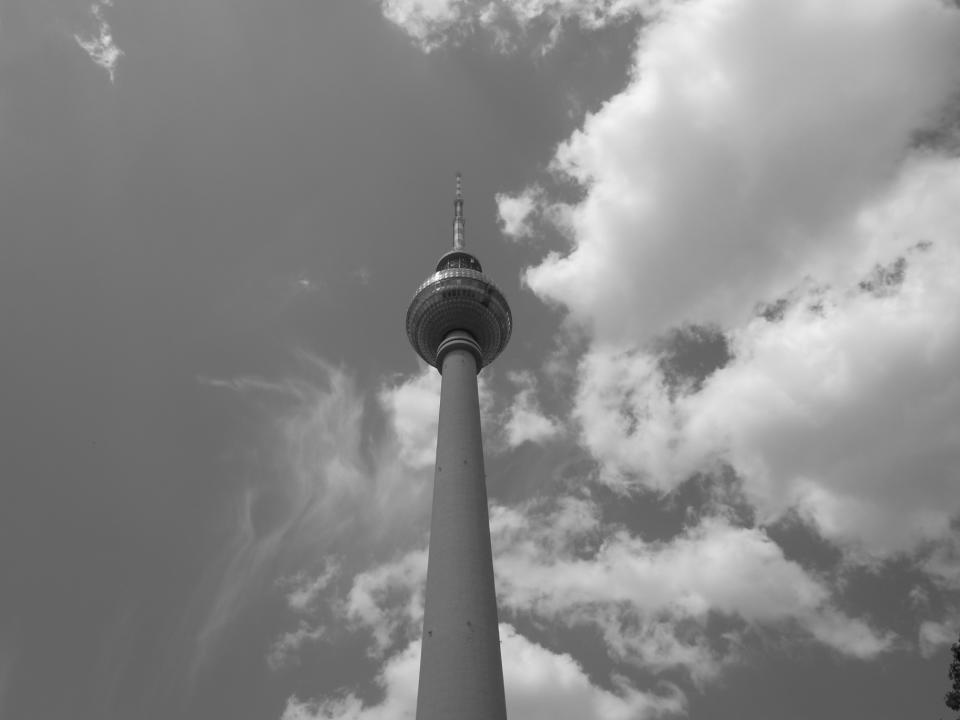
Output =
[
  {"x1": 416, "y1": 333, "x2": 507, "y2": 720},
  {"x1": 407, "y1": 176, "x2": 511, "y2": 719}
]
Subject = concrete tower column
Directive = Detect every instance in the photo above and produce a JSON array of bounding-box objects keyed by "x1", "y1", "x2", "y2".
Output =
[
  {"x1": 405, "y1": 176, "x2": 512, "y2": 720},
  {"x1": 416, "y1": 331, "x2": 506, "y2": 720}
]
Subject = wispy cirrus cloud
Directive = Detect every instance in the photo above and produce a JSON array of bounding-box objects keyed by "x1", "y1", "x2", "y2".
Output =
[
  {"x1": 188, "y1": 357, "x2": 433, "y2": 679},
  {"x1": 75, "y1": 1, "x2": 123, "y2": 83}
]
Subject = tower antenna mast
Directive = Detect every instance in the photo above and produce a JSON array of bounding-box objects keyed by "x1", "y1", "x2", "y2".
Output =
[{"x1": 453, "y1": 172, "x2": 465, "y2": 250}]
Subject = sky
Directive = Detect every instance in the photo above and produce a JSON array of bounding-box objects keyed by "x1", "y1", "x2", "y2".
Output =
[{"x1": 1, "y1": 0, "x2": 959, "y2": 718}]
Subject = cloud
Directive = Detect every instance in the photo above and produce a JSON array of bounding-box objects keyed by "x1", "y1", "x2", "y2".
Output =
[
  {"x1": 379, "y1": 0, "x2": 664, "y2": 52},
  {"x1": 490, "y1": 499, "x2": 894, "y2": 680},
  {"x1": 268, "y1": 622, "x2": 328, "y2": 671},
  {"x1": 281, "y1": 625, "x2": 684, "y2": 720},
  {"x1": 267, "y1": 530, "x2": 423, "y2": 672},
  {"x1": 502, "y1": 624, "x2": 684, "y2": 720},
  {"x1": 283, "y1": 496, "x2": 891, "y2": 706},
  {"x1": 281, "y1": 638, "x2": 419, "y2": 720},
  {"x1": 525, "y1": 0, "x2": 960, "y2": 343},
  {"x1": 342, "y1": 549, "x2": 428, "y2": 658},
  {"x1": 572, "y1": 208, "x2": 960, "y2": 558},
  {"x1": 268, "y1": 562, "x2": 350, "y2": 671},
  {"x1": 918, "y1": 620, "x2": 957, "y2": 659},
  {"x1": 925, "y1": 534, "x2": 960, "y2": 591},
  {"x1": 283, "y1": 561, "x2": 341, "y2": 614},
  {"x1": 379, "y1": 0, "x2": 467, "y2": 52},
  {"x1": 75, "y1": 1, "x2": 123, "y2": 83},
  {"x1": 497, "y1": 187, "x2": 543, "y2": 240},
  {"x1": 189, "y1": 362, "x2": 370, "y2": 674},
  {"x1": 214, "y1": 356, "x2": 501, "y2": 677},
  {"x1": 379, "y1": 366, "x2": 442, "y2": 469},
  {"x1": 278, "y1": 2, "x2": 960, "y2": 714},
  {"x1": 191, "y1": 358, "x2": 432, "y2": 677},
  {"x1": 381, "y1": 0, "x2": 960, "y2": 560},
  {"x1": 463, "y1": 0, "x2": 960, "y2": 564},
  {"x1": 503, "y1": 371, "x2": 563, "y2": 447},
  {"x1": 379, "y1": 364, "x2": 494, "y2": 468}
]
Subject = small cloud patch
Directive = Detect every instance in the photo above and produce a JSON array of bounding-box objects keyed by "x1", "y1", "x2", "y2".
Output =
[{"x1": 75, "y1": 1, "x2": 123, "y2": 83}]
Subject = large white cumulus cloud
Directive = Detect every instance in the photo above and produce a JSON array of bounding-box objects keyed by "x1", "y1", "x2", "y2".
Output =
[
  {"x1": 495, "y1": 0, "x2": 960, "y2": 565},
  {"x1": 526, "y1": 0, "x2": 960, "y2": 342},
  {"x1": 573, "y1": 159, "x2": 960, "y2": 552},
  {"x1": 571, "y1": 145, "x2": 960, "y2": 561}
]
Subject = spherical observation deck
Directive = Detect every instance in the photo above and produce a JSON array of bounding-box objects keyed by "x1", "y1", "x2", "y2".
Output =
[{"x1": 406, "y1": 249, "x2": 512, "y2": 370}]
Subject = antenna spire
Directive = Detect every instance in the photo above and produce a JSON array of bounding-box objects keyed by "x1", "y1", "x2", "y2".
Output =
[{"x1": 453, "y1": 172, "x2": 465, "y2": 249}]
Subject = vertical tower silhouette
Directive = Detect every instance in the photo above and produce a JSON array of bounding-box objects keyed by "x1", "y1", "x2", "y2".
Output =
[{"x1": 406, "y1": 174, "x2": 512, "y2": 720}]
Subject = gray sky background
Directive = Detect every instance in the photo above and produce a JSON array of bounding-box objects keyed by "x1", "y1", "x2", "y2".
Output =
[{"x1": 2, "y1": 1, "x2": 959, "y2": 718}]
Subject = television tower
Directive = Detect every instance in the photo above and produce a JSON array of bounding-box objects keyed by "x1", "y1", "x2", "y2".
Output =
[{"x1": 406, "y1": 174, "x2": 512, "y2": 720}]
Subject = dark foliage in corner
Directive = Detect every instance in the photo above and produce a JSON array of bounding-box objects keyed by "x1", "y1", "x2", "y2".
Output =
[{"x1": 946, "y1": 632, "x2": 960, "y2": 718}]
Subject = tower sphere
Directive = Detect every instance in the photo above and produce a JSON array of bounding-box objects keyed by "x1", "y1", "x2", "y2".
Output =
[{"x1": 406, "y1": 178, "x2": 512, "y2": 370}]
